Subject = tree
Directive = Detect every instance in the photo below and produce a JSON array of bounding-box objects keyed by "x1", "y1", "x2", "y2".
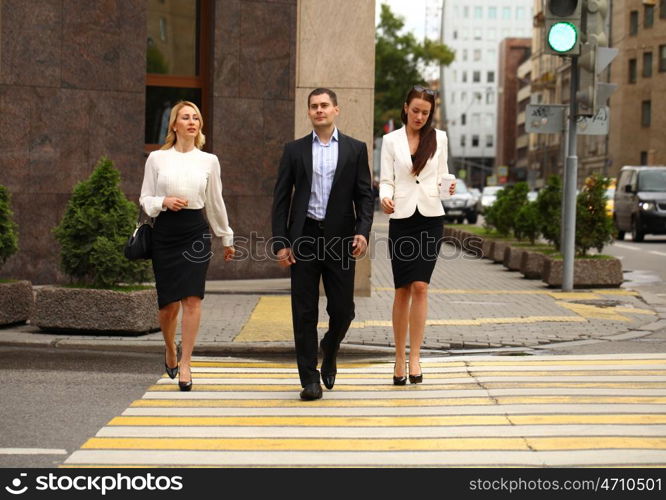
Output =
[
  {"x1": 375, "y1": 4, "x2": 454, "y2": 136},
  {"x1": 535, "y1": 175, "x2": 562, "y2": 250},
  {"x1": 575, "y1": 175, "x2": 615, "y2": 256},
  {"x1": 54, "y1": 157, "x2": 152, "y2": 288},
  {"x1": 0, "y1": 185, "x2": 19, "y2": 269}
]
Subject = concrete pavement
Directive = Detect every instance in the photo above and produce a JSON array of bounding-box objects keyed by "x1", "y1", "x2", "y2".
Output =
[{"x1": 1, "y1": 211, "x2": 666, "y2": 355}]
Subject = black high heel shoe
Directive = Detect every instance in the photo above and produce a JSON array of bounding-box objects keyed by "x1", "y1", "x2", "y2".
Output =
[
  {"x1": 409, "y1": 360, "x2": 423, "y2": 384},
  {"x1": 164, "y1": 345, "x2": 178, "y2": 379},
  {"x1": 178, "y1": 364, "x2": 192, "y2": 392},
  {"x1": 393, "y1": 362, "x2": 407, "y2": 386}
]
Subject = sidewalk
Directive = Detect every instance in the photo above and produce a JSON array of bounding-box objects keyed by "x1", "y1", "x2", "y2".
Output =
[{"x1": 2, "y1": 211, "x2": 666, "y2": 355}]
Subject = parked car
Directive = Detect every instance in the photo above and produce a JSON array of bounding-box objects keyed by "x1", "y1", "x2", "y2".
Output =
[
  {"x1": 441, "y1": 179, "x2": 478, "y2": 224},
  {"x1": 613, "y1": 166, "x2": 666, "y2": 242},
  {"x1": 479, "y1": 186, "x2": 503, "y2": 214}
]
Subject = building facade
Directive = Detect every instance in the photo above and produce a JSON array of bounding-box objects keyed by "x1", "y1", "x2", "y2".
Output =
[
  {"x1": 495, "y1": 38, "x2": 531, "y2": 182},
  {"x1": 441, "y1": 0, "x2": 534, "y2": 188},
  {"x1": 0, "y1": 0, "x2": 376, "y2": 289},
  {"x1": 608, "y1": 0, "x2": 666, "y2": 175}
]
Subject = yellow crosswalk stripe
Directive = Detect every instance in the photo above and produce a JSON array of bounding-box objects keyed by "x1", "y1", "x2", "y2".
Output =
[{"x1": 64, "y1": 354, "x2": 666, "y2": 467}]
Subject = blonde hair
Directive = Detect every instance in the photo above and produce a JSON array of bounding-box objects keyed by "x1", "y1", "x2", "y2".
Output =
[{"x1": 160, "y1": 101, "x2": 206, "y2": 150}]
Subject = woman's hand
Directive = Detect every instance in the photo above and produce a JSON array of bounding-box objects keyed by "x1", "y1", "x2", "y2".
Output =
[
  {"x1": 449, "y1": 181, "x2": 456, "y2": 195},
  {"x1": 381, "y1": 197, "x2": 395, "y2": 215},
  {"x1": 163, "y1": 197, "x2": 189, "y2": 211},
  {"x1": 223, "y1": 246, "x2": 235, "y2": 262}
]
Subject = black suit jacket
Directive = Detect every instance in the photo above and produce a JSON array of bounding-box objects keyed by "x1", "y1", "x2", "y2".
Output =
[{"x1": 271, "y1": 131, "x2": 374, "y2": 254}]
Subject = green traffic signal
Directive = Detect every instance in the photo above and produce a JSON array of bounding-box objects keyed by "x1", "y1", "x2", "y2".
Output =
[{"x1": 547, "y1": 21, "x2": 578, "y2": 53}]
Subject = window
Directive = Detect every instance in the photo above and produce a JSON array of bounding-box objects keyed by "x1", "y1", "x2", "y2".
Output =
[
  {"x1": 487, "y1": 71, "x2": 495, "y2": 83},
  {"x1": 471, "y1": 113, "x2": 480, "y2": 125},
  {"x1": 630, "y1": 10, "x2": 639, "y2": 36},
  {"x1": 486, "y1": 91, "x2": 495, "y2": 105},
  {"x1": 461, "y1": 91, "x2": 467, "y2": 102},
  {"x1": 473, "y1": 28, "x2": 482, "y2": 40},
  {"x1": 485, "y1": 114, "x2": 493, "y2": 127},
  {"x1": 486, "y1": 135, "x2": 494, "y2": 148},
  {"x1": 640, "y1": 151, "x2": 648, "y2": 164},
  {"x1": 461, "y1": 113, "x2": 467, "y2": 125},
  {"x1": 462, "y1": 71, "x2": 468, "y2": 83},
  {"x1": 450, "y1": 92, "x2": 455, "y2": 104},
  {"x1": 460, "y1": 135, "x2": 466, "y2": 147},
  {"x1": 629, "y1": 58, "x2": 637, "y2": 83},
  {"x1": 463, "y1": 49, "x2": 468, "y2": 61},
  {"x1": 643, "y1": 52, "x2": 653, "y2": 77},
  {"x1": 472, "y1": 135, "x2": 480, "y2": 147},
  {"x1": 645, "y1": 5, "x2": 655, "y2": 28},
  {"x1": 487, "y1": 28, "x2": 496, "y2": 41},
  {"x1": 474, "y1": 6, "x2": 483, "y2": 19},
  {"x1": 453, "y1": 30, "x2": 458, "y2": 40},
  {"x1": 502, "y1": 7, "x2": 511, "y2": 20},
  {"x1": 660, "y1": 45, "x2": 666, "y2": 72},
  {"x1": 516, "y1": 7, "x2": 525, "y2": 19},
  {"x1": 488, "y1": 7, "x2": 497, "y2": 19},
  {"x1": 145, "y1": 0, "x2": 211, "y2": 149},
  {"x1": 473, "y1": 71, "x2": 481, "y2": 83},
  {"x1": 488, "y1": 48, "x2": 497, "y2": 62},
  {"x1": 464, "y1": 6, "x2": 469, "y2": 18},
  {"x1": 661, "y1": 0, "x2": 666, "y2": 19},
  {"x1": 473, "y1": 49, "x2": 481, "y2": 61},
  {"x1": 641, "y1": 100, "x2": 651, "y2": 127}
]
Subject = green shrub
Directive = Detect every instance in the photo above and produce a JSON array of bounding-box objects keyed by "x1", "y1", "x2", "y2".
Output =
[
  {"x1": 575, "y1": 175, "x2": 615, "y2": 256},
  {"x1": 514, "y1": 201, "x2": 541, "y2": 245},
  {"x1": 535, "y1": 175, "x2": 562, "y2": 250},
  {"x1": 0, "y1": 185, "x2": 19, "y2": 269},
  {"x1": 483, "y1": 187, "x2": 505, "y2": 233},
  {"x1": 485, "y1": 182, "x2": 529, "y2": 237},
  {"x1": 54, "y1": 157, "x2": 152, "y2": 288}
]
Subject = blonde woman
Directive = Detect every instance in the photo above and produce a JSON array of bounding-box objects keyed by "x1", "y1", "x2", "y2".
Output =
[{"x1": 140, "y1": 101, "x2": 235, "y2": 391}]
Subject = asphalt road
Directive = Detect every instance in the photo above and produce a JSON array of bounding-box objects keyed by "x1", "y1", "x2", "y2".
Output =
[
  {"x1": 0, "y1": 347, "x2": 159, "y2": 468},
  {"x1": 605, "y1": 235, "x2": 666, "y2": 284}
]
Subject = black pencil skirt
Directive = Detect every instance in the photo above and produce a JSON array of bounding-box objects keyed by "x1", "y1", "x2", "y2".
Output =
[
  {"x1": 388, "y1": 208, "x2": 445, "y2": 289},
  {"x1": 151, "y1": 209, "x2": 212, "y2": 309}
]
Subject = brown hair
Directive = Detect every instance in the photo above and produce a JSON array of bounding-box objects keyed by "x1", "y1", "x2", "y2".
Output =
[
  {"x1": 308, "y1": 87, "x2": 338, "y2": 106},
  {"x1": 160, "y1": 101, "x2": 206, "y2": 150},
  {"x1": 400, "y1": 87, "x2": 437, "y2": 176}
]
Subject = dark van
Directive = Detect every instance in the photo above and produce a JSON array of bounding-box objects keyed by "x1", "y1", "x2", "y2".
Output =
[{"x1": 613, "y1": 166, "x2": 666, "y2": 242}]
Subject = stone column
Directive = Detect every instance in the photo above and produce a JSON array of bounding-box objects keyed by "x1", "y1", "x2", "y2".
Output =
[{"x1": 294, "y1": 0, "x2": 376, "y2": 296}]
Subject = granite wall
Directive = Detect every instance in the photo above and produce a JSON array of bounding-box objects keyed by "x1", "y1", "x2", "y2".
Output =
[{"x1": 0, "y1": 0, "x2": 298, "y2": 283}]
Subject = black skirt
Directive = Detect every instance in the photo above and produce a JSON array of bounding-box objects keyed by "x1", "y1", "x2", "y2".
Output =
[
  {"x1": 388, "y1": 208, "x2": 445, "y2": 289},
  {"x1": 151, "y1": 209, "x2": 212, "y2": 309}
]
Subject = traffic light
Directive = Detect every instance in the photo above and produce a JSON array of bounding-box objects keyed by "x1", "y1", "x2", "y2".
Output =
[
  {"x1": 544, "y1": 0, "x2": 582, "y2": 56},
  {"x1": 576, "y1": 0, "x2": 617, "y2": 116}
]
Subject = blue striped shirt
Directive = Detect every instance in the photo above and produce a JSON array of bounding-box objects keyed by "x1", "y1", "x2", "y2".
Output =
[{"x1": 307, "y1": 128, "x2": 339, "y2": 221}]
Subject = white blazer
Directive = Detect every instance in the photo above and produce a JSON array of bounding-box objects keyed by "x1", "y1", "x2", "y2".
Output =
[{"x1": 379, "y1": 126, "x2": 450, "y2": 219}]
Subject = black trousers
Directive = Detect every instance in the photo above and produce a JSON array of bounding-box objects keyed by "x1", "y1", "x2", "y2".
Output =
[{"x1": 290, "y1": 218, "x2": 356, "y2": 387}]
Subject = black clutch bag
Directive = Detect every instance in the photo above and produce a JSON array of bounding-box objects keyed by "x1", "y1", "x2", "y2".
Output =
[{"x1": 124, "y1": 212, "x2": 154, "y2": 260}]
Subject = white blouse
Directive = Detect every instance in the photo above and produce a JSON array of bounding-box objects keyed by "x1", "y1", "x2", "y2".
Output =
[{"x1": 139, "y1": 147, "x2": 234, "y2": 247}]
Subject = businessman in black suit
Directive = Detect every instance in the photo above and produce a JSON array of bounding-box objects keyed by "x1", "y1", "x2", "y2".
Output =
[{"x1": 272, "y1": 88, "x2": 374, "y2": 400}]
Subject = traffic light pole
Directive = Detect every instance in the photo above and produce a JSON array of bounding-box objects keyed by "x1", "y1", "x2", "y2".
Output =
[{"x1": 562, "y1": 56, "x2": 579, "y2": 292}]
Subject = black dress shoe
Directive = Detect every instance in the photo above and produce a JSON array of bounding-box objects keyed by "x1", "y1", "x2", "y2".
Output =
[
  {"x1": 320, "y1": 339, "x2": 338, "y2": 390},
  {"x1": 299, "y1": 383, "x2": 323, "y2": 401},
  {"x1": 409, "y1": 361, "x2": 423, "y2": 384},
  {"x1": 164, "y1": 346, "x2": 178, "y2": 379},
  {"x1": 393, "y1": 362, "x2": 407, "y2": 386},
  {"x1": 178, "y1": 364, "x2": 193, "y2": 392}
]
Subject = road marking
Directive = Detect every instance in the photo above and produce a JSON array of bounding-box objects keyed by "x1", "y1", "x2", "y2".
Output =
[
  {"x1": 0, "y1": 448, "x2": 67, "y2": 455},
  {"x1": 649, "y1": 251, "x2": 666, "y2": 257},
  {"x1": 64, "y1": 355, "x2": 666, "y2": 467},
  {"x1": 613, "y1": 243, "x2": 642, "y2": 251}
]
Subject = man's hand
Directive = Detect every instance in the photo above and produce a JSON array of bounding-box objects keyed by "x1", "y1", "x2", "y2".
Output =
[
  {"x1": 277, "y1": 247, "x2": 296, "y2": 267},
  {"x1": 351, "y1": 235, "x2": 368, "y2": 257},
  {"x1": 449, "y1": 181, "x2": 456, "y2": 195},
  {"x1": 381, "y1": 197, "x2": 394, "y2": 214},
  {"x1": 163, "y1": 197, "x2": 189, "y2": 211},
  {"x1": 223, "y1": 246, "x2": 235, "y2": 262}
]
